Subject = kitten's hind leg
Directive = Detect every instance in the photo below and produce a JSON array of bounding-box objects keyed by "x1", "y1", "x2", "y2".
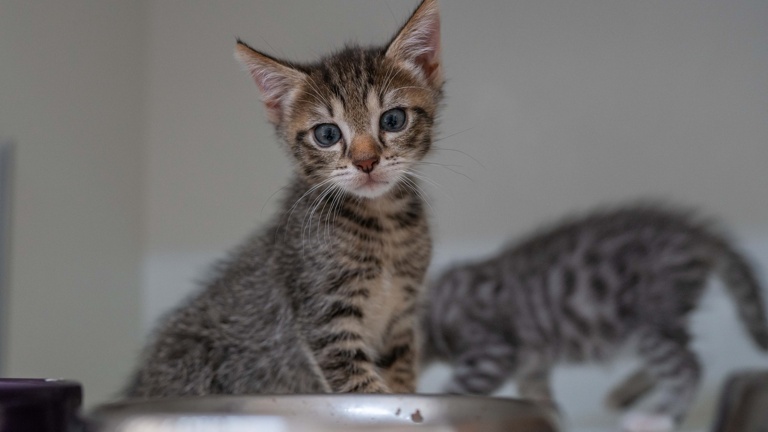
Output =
[
  {"x1": 445, "y1": 342, "x2": 515, "y2": 395},
  {"x1": 516, "y1": 360, "x2": 555, "y2": 408},
  {"x1": 605, "y1": 368, "x2": 656, "y2": 410},
  {"x1": 125, "y1": 337, "x2": 215, "y2": 398},
  {"x1": 621, "y1": 327, "x2": 701, "y2": 432}
]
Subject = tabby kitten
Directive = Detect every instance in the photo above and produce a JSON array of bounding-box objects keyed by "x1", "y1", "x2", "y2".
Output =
[
  {"x1": 422, "y1": 205, "x2": 768, "y2": 431},
  {"x1": 125, "y1": 0, "x2": 443, "y2": 397}
]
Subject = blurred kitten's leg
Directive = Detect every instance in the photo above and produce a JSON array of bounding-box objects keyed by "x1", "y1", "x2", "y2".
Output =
[
  {"x1": 516, "y1": 362, "x2": 554, "y2": 405},
  {"x1": 605, "y1": 368, "x2": 656, "y2": 409},
  {"x1": 445, "y1": 343, "x2": 515, "y2": 395},
  {"x1": 621, "y1": 327, "x2": 701, "y2": 432},
  {"x1": 377, "y1": 326, "x2": 418, "y2": 393}
]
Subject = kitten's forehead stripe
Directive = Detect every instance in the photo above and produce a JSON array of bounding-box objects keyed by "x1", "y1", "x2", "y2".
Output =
[
  {"x1": 295, "y1": 131, "x2": 307, "y2": 145},
  {"x1": 411, "y1": 107, "x2": 431, "y2": 122},
  {"x1": 366, "y1": 89, "x2": 381, "y2": 136},
  {"x1": 330, "y1": 99, "x2": 345, "y2": 123},
  {"x1": 306, "y1": 48, "x2": 393, "y2": 133}
]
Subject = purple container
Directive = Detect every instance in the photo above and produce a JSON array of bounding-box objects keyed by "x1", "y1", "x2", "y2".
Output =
[{"x1": 0, "y1": 379, "x2": 82, "y2": 432}]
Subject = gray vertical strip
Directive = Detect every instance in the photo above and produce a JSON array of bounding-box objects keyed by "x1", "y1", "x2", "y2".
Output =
[{"x1": 0, "y1": 140, "x2": 13, "y2": 375}]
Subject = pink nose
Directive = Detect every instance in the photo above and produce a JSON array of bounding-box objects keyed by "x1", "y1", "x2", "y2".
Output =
[{"x1": 355, "y1": 157, "x2": 379, "y2": 174}]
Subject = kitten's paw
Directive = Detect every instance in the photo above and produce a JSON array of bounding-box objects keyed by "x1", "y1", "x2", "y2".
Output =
[
  {"x1": 605, "y1": 370, "x2": 655, "y2": 410},
  {"x1": 620, "y1": 412, "x2": 675, "y2": 432},
  {"x1": 350, "y1": 380, "x2": 392, "y2": 394},
  {"x1": 387, "y1": 382, "x2": 416, "y2": 394}
]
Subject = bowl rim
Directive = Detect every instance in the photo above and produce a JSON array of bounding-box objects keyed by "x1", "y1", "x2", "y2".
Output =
[{"x1": 90, "y1": 393, "x2": 560, "y2": 429}]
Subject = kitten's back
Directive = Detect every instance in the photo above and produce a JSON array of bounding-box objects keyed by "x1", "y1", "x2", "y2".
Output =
[{"x1": 424, "y1": 204, "x2": 768, "y2": 362}]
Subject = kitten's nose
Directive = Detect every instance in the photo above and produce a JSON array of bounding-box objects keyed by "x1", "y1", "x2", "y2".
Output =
[{"x1": 355, "y1": 157, "x2": 379, "y2": 174}]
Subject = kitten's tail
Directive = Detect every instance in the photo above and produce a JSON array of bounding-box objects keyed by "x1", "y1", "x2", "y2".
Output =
[{"x1": 715, "y1": 239, "x2": 768, "y2": 351}]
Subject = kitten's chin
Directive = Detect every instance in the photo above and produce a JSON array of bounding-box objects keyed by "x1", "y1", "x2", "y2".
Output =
[
  {"x1": 339, "y1": 173, "x2": 398, "y2": 199},
  {"x1": 348, "y1": 179, "x2": 394, "y2": 199}
]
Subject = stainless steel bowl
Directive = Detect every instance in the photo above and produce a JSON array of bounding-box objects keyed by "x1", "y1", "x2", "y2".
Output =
[
  {"x1": 711, "y1": 370, "x2": 768, "y2": 432},
  {"x1": 89, "y1": 394, "x2": 560, "y2": 431}
]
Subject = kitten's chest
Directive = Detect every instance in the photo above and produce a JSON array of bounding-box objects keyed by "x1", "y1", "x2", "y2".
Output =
[
  {"x1": 356, "y1": 214, "x2": 430, "y2": 347},
  {"x1": 365, "y1": 267, "x2": 401, "y2": 342}
]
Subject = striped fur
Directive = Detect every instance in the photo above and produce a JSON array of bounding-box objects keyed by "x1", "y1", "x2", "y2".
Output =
[
  {"x1": 126, "y1": 0, "x2": 443, "y2": 397},
  {"x1": 423, "y1": 204, "x2": 768, "y2": 429}
]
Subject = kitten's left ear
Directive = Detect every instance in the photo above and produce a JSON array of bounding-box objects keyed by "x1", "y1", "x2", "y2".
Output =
[{"x1": 386, "y1": 0, "x2": 442, "y2": 88}]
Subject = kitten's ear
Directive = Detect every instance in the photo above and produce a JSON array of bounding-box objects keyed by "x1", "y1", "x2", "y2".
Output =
[
  {"x1": 235, "y1": 40, "x2": 306, "y2": 125},
  {"x1": 386, "y1": 0, "x2": 442, "y2": 88}
]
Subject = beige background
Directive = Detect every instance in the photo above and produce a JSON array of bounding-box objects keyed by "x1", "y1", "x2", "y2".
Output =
[
  {"x1": 2, "y1": 0, "x2": 767, "y2": 427},
  {"x1": 1, "y1": 0, "x2": 145, "y2": 406}
]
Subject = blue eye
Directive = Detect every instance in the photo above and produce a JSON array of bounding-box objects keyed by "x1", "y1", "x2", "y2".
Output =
[
  {"x1": 380, "y1": 108, "x2": 407, "y2": 132},
  {"x1": 313, "y1": 124, "x2": 342, "y2": 147}
]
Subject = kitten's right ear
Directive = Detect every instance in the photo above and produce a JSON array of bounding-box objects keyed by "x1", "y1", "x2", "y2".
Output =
[
  {"x1": 386, "y1": 0, "x2": 442, "y2": 88},
  {"x1": 235, "y1": 40, "x2": 305, "y2": 125}
]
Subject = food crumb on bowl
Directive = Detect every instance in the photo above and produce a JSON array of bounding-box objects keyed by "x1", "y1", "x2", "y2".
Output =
[{"x1": 411, "y1": 409, "x2": 424, "y2": 423}]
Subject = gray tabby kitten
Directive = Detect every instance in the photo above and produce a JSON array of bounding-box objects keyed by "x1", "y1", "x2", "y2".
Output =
[
  {"x1": 422, "y1": 205, "x2": 768, "y2": 432},
  {"x1": 126, "y1": 0, "x2": 443, "y2": 397}
]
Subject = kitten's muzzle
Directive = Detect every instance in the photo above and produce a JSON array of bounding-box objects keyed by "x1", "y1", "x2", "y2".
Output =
[{"x1": 349, "y1": 135, "x2": 381, "y2": 174}]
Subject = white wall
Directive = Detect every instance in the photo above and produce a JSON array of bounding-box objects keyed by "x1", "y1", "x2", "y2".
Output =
[
  {"x1": 140, "y1": 0, "x2": 768, "y2": 429},
  {"x1": 0, "y1": 0, "x2": 146, "y2": 407}
]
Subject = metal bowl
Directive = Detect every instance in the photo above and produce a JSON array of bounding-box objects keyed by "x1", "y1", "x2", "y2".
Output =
[
  {"x1": 711, "y1": 370, "x2": 768, "y2": 432},
  {"x1": 89, "y1": 394, "x2": 560, "y2": 431}
]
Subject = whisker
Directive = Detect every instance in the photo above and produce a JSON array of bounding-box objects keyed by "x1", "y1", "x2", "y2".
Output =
[
  {"x1": 384, "y1": 0, "x2": 398, "y2": 25},
  {"x1": 412, "y1": 161, "x2": 463, "y2": 169},
  {"x1": 296, "y1": 76, "x2": 329, "y2": 109},
  {"x1": 319, "y1": 184, "x2": 342, "y2": 244},
  {"x1": 431, "y1": 146, "x2": 484, "y2": 168},
  {"x1": 308, "y1": 185, "x2": 335, "y2": 236},
  {"x1": 293, "y1": 181, "x2": 333, "y2": 243},
  {"x1": 315, "y1": 185, "x2": 340, "y2": 245},
  {"x1": 332, "y1": 188, "x2": 347, "y2": 238},
  {"x1": 403, "y1": 182, "x2": 434, "y2": 215},
  {"x1": 431, "y1": 127, "x2": 484, "y2": 168},
  {"x1": 315, "y1": 185, "x2": 334, "y2": 244},
  {"x1": 303, "y1": 79, "x2": 332, "y2": 109},
  {"x1": 287, "y1": 179, "x2": 333, "y2": 223},
  {"x1": 380, "y1": 62, "x2": 395, "y2": 96},
  {"x1": 401, "y1": 172, "x2": 435, "y2": 197},
  {"x1": 399, "y1": 176, "x2": 434, "y2": 213},
  {"x1": 277, "y1": 179, "x2": 334, "y2": 242},
  {"x1": 260, "y1": 185, "x2": 289, "y2": 218},
  {"x1": 253, "y1": 34, "x2": 287, "y2": 61},
  {"x1": 381, "y1": 63, "x2": 399, "y2": 98},
  {"x1": 434, "y1": 126, "x2": 476, "y2": 143},
  {"x1": 404, "y1": 169, "x2": 449, "y2": 198},
  {"x1": 413, "y1": 160, "x2": 474, "y2": 182},
  {"x1": 302, "y1": 184, "x2": 335, "y2": 253},
  {"x1": 389, "y1": 85, "x2": 430, "y2": 93},
  {"x1": 326, "y1": 186, "x2": 346, "y2": 243}
]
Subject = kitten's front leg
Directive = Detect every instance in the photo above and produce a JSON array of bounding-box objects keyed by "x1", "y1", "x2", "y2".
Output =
[
  {"x1": 315, "y1": 343, "x2": 391, "y2": 393},
  {"x1": 309, "y1": 323, "x2": 391, "y2": 393},
  {"x1": 377, "y1": 325, "x2": 418, "y2": 393},
  {"x1": 516, "y1": 362, "x2": 555, "y2": 405}
]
